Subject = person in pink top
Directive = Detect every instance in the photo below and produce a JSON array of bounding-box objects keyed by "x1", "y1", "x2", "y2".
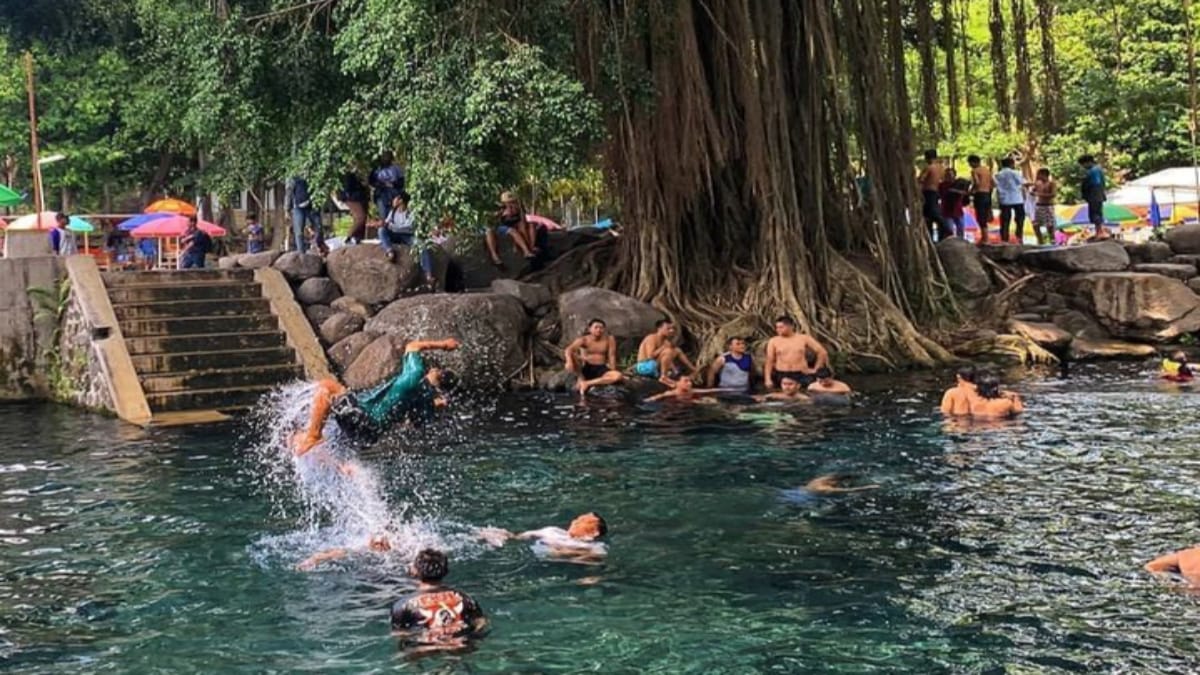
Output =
[{"x1": 938, "y1": 168, "x2": 969, "y2": 239}]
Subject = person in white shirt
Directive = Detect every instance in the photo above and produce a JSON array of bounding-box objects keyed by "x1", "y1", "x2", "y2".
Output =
[
  {"x1": 380, "y1": 191, "x2": 415, "y2": 262},
  {"x1": 995, "y1": 157, "x2": 1027, "y2": 244},
  {"x1": 478, "y1": 512, "x2": 608, "y2": 563}
]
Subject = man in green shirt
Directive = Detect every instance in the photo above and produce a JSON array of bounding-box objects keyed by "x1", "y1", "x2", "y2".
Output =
[{"x1": 295, "y1": 338, "x2": 460, "y2": 455}]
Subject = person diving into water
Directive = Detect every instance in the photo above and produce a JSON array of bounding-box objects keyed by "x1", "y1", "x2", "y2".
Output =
[{"x1": 294, "y1": 338, "x2": 461, "y2": 455}]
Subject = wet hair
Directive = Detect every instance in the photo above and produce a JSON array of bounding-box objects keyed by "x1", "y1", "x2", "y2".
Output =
[
  {"x1": 967, "y1": 154, "x2": 981, "y2": 164},
  {"x1": 1078, "y1": 154, "x2": 1095, "y2": 164},
  {"x1": 584, "y1": 512, "x2": 608, "y2": 539},
  {"x1": 412, "y1": 548, "x2": 449, "y2": 583},
  {"x1": 956, "y1": 366, "x2": 976, "y2": 383},
  {"x1": 815, "y1": 367, "x2": 833, "y2": 379},
  {"x1": 976, "y1": 375, "x2": 1002, "y2": 399},
  {"x1": 655, "y1": 318, "x2": 673, "y2": 330},
  {"x1": 923, "y1": 149, "x2": 937, "y2": 161},
  {"x1": 587, "y1": 318, "x2": 606, "y2": 330},
  {"x1": 775, "y1": 316, "x2": 796, "y2": 328},
  {"x1": 1001, "y1": 157, "x2": 1015, "y2": 169},
  {"x1": 780, "y1": 376, "x2": 799, "y2": 386}
]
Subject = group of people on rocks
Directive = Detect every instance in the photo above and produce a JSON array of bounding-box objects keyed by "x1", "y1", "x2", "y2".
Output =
[
  {"x1": 563, "y1": 315, "x2": 853, "y2": 403},
  {"x1": 918, "y1": 149, "x2": 1108, "y2": 246}
]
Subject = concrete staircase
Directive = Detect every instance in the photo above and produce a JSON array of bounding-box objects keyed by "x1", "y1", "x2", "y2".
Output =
[{"x1": 102, "y1": 269, "x2": 304, "y2": 415}]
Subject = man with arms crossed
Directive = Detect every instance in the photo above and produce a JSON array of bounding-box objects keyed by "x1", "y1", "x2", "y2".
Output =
[{"x1": 764, "y1": 316, "x2": 830, "y2": 389}]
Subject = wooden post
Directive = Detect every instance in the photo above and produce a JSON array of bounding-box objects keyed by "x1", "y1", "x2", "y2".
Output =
[{"x1": 24, "y1": 52, "x2": 43, "y2": 217}]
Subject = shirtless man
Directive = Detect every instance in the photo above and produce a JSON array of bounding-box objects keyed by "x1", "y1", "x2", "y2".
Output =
[
  {"x1": 968, "y1": 155, "x2": 995, "y2": 245},
  {"x1": 939, "y1": 366, "x2": 976, "y2": 416},
  {"x1": 804, "y1": 473, "x2": 880, "y2": 495},
  {"x1": 918, "y1": 149, "x2": 947, "y2": 240},
  {"x1": 296, "y1": 532, "x2": 395, "y2": 570},
  {"x1": 764, "y1": 316, "x2": 829, "y2": 389},
  {"x1": 1145, "y1": 545, "x2": 1200, "y2": 585},
  {"x1": 643, "y1": 375, "x2": 719, "y2": 403},
  {"x1": 966, "y1": 375, "x2": 1024, "y2": 419},
  {"x1": 479, "y1": 512, "x2": 608, "y2": 563},
  {"x1": 563, "y1": 319, "x2": 624, "y2": 396},
  {"x1": 634, "y1": 319, "x2": 696, "y2": 382},
  {"x1": 807, "y1": 368, "x2": 851, "y2": 395},
  {"x1": 754, "y1": 376, "x2": 810, "y2": 403}
]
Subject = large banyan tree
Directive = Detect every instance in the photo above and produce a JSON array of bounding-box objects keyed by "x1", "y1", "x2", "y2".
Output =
[{"x1": 563, "y1": 0, "x2": 954, "y2": 368}]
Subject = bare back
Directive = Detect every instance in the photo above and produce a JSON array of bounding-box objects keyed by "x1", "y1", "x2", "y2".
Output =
[
  {"x1": 972, "y1": 166, "x2": 994, "y2": 192},
  {"x1": 920, "y1": 162, "x2": 945, "y2": 190},
  {"x1": 637, "y1": 334, "x2": 668, "y2": 362},
  {"x1": 940, "y1": 388, "x2": 971, "y2": 416}
]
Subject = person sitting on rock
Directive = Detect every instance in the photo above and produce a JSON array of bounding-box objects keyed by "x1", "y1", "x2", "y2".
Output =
[
  {"x1": 706, "y1": 336, "x2": 753, "y2": 393},
  {"x1": 807, "y1": 367, "x2": 852, "y2": 396},
  {"x1": 633, "y1": 319, "x2": 696, "y2": 383},
  {"x1": 1161, "y1": 351, "x2": 1194, "y2": 382},
  {"x1": 486, "y1": 191, "x2": 536, "y2": 265},
  {"x1": 940, "y1": 366, "x2": 976, "y2": 416},
  {"x1": 966, "y1": 374, "x2": 1023, "y2": 419},
  {"x1": 293, "y1": 338, "x2": 460, "y2": 455},
  {"x1": 754, "y1": 376, "x2": 811, "y2": 403},
  {"x1": 643, "y1": 375, "x2": 720, "y2": 404},
  {"x1": 564, "y1": 319, "x2": 624, "y2": 397},
  {"x1": 380, "y1": 191, "x2": 416, "y2": 261}
]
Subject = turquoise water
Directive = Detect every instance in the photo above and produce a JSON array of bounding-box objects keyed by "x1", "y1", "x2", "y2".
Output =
[{"x1": 3, "y1": 364, "x2": 1200, "y2": 673}]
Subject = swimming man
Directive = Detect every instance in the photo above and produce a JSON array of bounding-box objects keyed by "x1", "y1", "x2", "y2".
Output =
[
  {"x1": 807, "y1": 367, "x2": 851, "y2": 395},
  {"x1": 479, "y1": 512, "x2": 608, "y2": 563},
  {"x1": 564, "y1": 319, "x2": 624, "y2": 396},
  {"x1": 939, "y1": 367, "x2": 976, "y2": 416},
  {"x1": 297, "y1": 532, "x2": 395, "y2": 570},
  {"x1": 294, "y1": 338, "x2": 460, "y2": 455},
  {"x1": 965, "y1": 374, "x2": 1024, "y2": 419},
  {"x1": 764, "y1": 316, "x2": 829, "y2": 389},
  {"x1": 643, "y1": 375, "x2": 720, "y2": 403},
  {"x1": 391, "y1": 548, "x2": 488, "y2": 647},
  {"x1": 1145, "y1": 545, "x2": 1200, "y2": 585},
  {"x1": 754, "y1": 376, "x2": 810, "y2": 403},
  {"x1": 634, "y1": 319, "x2": 696, "y2": 382}
]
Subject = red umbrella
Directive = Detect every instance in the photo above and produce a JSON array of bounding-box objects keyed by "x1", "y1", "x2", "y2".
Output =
[
  {"x1": 131, "y1": 215, "x2": 226, "y2": 238},
  {"x1": 525, "y1": 213, "x2": 563, "y2": 230},
  {"x1": 144, "y1": 198, "x2": 198, "y2": 216}
]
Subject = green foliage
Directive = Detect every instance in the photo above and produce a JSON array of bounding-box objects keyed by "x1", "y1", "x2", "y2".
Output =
[{"x1": 26, "y1": 279, "x2": 74, "y2": 401}]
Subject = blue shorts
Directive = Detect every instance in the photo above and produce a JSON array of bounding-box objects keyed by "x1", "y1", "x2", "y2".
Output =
[
  {"x1": 634, "y1": 360, "x2": 660, "y2": 378},
  {"x1": 495, "y1": 224, "x2": 512, "y2": 236}
]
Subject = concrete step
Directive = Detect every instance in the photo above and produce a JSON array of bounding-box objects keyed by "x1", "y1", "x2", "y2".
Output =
[
  {"x1": 108, "y1": 282, "x2": 263, "y2": 305},
  {"x1": 114, "y1": 297, "x2": 272, "y2": 321},
  {"x1": 103, "y1": 269, "x2": 255, "y2": 286},
  {"x1": 130, "y1": 347, "x2": 297, "y2": 373},
  {"x1": 145, "y1": 385, "x2": 277, "y2": 413},
  {"x1": 140, "y1": 364, "x2": 303, "y2": 394},
  {"x1": 119, "y1": 314, "x2": 281, "y2": 338},
  {"x1": 125, "y1": 331, "x2": 288, "y2": 356}
]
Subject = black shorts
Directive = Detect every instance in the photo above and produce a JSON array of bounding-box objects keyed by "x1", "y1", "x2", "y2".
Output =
[
  {"x1": 580, "y1": 363, "x2": 612, "y2": 381},
  {"x1": 331, "y1": 393, "x2": 382, "y2": 444},
  {"x1": 772, "y1": 370, "x2": 815, "y2": 388}
]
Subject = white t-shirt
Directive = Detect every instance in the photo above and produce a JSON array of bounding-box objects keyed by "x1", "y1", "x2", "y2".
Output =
[
  {"x1": 523, "y1": 527, "x2": 608, "y2": 558},
  {"x1": 996, "y1": 168, "x2": 1025, "y2": 206},
  {"x1": 386, "y1": 209, "x2": 415, "y2": 234}
]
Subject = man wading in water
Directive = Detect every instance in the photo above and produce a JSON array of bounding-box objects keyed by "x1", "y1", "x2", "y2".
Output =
[
  {"x1": 764, "y1": 316, "x2": 830, "y2": 389},
  {"x1": 391, "y1": 549, "x2": 488, "y2": 650}
]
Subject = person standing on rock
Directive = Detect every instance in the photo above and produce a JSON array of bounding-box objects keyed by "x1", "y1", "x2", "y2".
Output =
[
  {"x1": 293, "y1": 338, "x2": 460, "y2": 455},
  {"x1": 938, "y1": 168, "x2": 969, "y2": 240},
  {"x1": 995, "y1": 158, "x2": 1027, "y2": 244},
  {"x1": 918, "y1": 149, "x2": 948, "y2": 241},
  {"x1": 369, "y1": 151, "x2": 405, "y2": 223},
  {"x1": 1031, "y1": 168, "x2": 1056, "y2": 246},
  {"x1": 968, "y1": 155, "x2": 995, "y2": 245},
  {"x1": 564, "y1": 319, "x2": 625, "y2": 397},
  {"x1": 285, "y1": 175, "x2": 326, "y2": 255},
  {"x1": 764, "y1": 316, "x2": 829, "y2": 389},
  {"x1": 1079, "y1": 155, "x2": 1109, "y2": 240},
  {"x1": 339, "y1": 169, "x2": 371, "y2": 245}
]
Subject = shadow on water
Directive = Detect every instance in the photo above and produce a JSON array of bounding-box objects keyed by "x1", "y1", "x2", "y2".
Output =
[{"x1": 3, "y1": 361, "x2": 1200, "y2": 672}]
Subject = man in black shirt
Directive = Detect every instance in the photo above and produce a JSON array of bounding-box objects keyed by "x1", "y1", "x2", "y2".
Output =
[{"x1": 391, "y1": 549, "x2": 486, "y2": 647}]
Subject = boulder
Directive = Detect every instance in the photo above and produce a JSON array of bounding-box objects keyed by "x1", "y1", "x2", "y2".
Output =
[
  {"x1": 326, "y1": 244, "x2": 419, "y2": 305},
  {"x1": 1189, "y1": 277, "x2": 1200, "y2": 294},
  {"x1": 331, "y1": 296, "x2": 373, "y2": 319},
  {"x1": 1051, "y1": 310, "x2": 1110, "y2": 340},
  {"x1": 1008, "y1": 319, "x2": 1073, "y2": 351},
  {"x1": 1068, "y1": 338, "x2": 1158, "y2": 361},
  {"x1": 343, "y1": 334, "x2": 406, "y2": 390},
  {"x1": 1019, "y1": 241, "x2": 1130, "y2": 273},
  {"x1": 979, "y1": 243, "x2": 1024, "y2": 263},
  {"x1": 1165, "y1": 223, "x2": 1200, "y2": 254},
  {"x1": 319, "y1": 312, "x2": 365, "y2": 346},
  {"x1": 490, "y1": 279, "x2": 554, "y2": 311},
  {"x1": 296, "y1": 277, "x2": 342, "y2": 305},
  {"x1": 217, "y1": 255, "x2": 239, "y2": 270},
  {"x1": 1171, "y1": 254, "x2": 1200, "y2": 267},
  {"x1": 273, "y1": 251, "x2": 325, "y2": 281},
  {"x1": 557, "y1": 287, "x2": 666, "y2": 357},
  {"x1": 1065, "y1": 272, "x2": 1200, "y2": 342},
  {"x1": 1124, "y1": 241, "x2": 1174, "y2": 264},
  {"x1": 328, "y1": 331, "x2": 377, "y2": 372},
  {"x1": 303, "y1": 304, "x2": 336, "y2": 329},
  {"x1": 1131, "y1": 263, "x2": 1197, "y2": 280},
  {"x1": 936, "y1": 238, "x2": 991, "y2": 298},
  {"x1": 365, "y1": 293, "x2": 529, "y2": 389},
  {"x1": 446, "y1": 236, "x2": 531, "y2": 289},
  {"x1": 237, "y1": 250, "x2": 282, "y2": 269}
]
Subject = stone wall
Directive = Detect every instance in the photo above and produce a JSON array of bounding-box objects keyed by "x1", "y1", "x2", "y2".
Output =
[{"x1": 0, "y1": 257, "x2": 66, "y2": 400}]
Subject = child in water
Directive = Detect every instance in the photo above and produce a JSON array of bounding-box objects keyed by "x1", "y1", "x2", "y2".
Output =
[{"x1": 1161, "y1": 351, "x2": 1194, "y2": 382}]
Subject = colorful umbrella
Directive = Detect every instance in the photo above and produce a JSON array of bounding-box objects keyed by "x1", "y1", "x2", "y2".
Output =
[
  {"x1": 1057, "y1": 203, "x2": 1140, "y2": 225},
  {"x1": 0, "y1": 185, "x2": 22, "y2": 208},
  {"x1": 131, "y1": 215, "x2": 226, "y2": 238},
  {"x1": 5, "y1": 212, "x2": 60, "y2": 230},
  {"x1": 144, "y1": 198, "x2": 197, "y2": 216},
  {"x1": 525, "y1": 213, "x2": 563, "y2": 231},
  {"x1": 67, "y1": 216, "x2": 94, "y2": 233},
  {"x1": 119, "y1": 212, "x2": 172, "y2": 231}
]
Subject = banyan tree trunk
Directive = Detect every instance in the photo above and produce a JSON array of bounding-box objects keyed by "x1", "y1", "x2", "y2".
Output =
[
  {"x1": 576, "y1": 0, "x2": 953, "y2": 368},
  {"x1": 1036, "y1": 0, "x2": 1066, "y2": 130},
  {"x1": 943, "y1": 0, "x2": 962, "y2": 135},
  {"x1": 989, "y1": 0, "x2": 1013, "y2": 129},
  {"x1": 916, "y1": 0, "x2": 942, "y2": 140},
  {"x1": 1012, "y1": 0, "x2": 1036, "y2": 131}
]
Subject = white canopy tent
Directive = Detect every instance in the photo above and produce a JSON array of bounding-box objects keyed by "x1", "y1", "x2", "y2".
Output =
[{"x1": 1109, "y1": 167, "x2": 1200, "y2": 206}]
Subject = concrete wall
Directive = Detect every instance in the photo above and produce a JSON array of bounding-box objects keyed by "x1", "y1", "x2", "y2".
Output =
[{"x1": 0, "y1": 256, "x2": 66, "y2": 399}]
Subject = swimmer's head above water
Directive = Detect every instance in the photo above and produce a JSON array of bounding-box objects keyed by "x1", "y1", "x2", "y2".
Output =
[
  {"x1": 780, "y1": 376, "x2": 801, "y2": 396},
  {"x1": 1171, "y1": 350, "x2": 1189, "y2": 364},
  {"x1": 956, "y1": 366, "x2": 976, "y2": 385},
  {"x1": 975, "y1": 375, "x2": 1002, "y2": 399},
  {"x1": 423, "y1": 361, "x2": 459, "y2": 408},
  {"x1": 567, "y1": 512, "x2": 608, "y2": 541},
  {"x1": 368, "y1": 533, "x2": 393, "y2": 552},
  {"x1": 410, "y1": 548, "x2": 449, "y2": 584}
]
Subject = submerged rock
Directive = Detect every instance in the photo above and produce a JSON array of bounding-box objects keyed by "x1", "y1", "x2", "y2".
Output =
[
  {"x1": 1065, "y1": 272, "x2": 1200, "y2": 342},
  {"x1": 936, "y1": 238, "x2": 991, "y2": 298},
  {"x1": 326, "y1": 244, "x2": 418, "y2": 305},
  {"x1": 1019, "y1": 241, "x2": 1130, "y2": 273}
]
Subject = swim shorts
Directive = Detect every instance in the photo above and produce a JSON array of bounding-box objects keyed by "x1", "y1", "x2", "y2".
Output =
[
  {"x1": 772, "y1": 370, "x2": 815, "y2": 388},
  {"x1": 330, "y1": 393, "x2": 382, "y2": 444},
  {"x1": 634, "y1": 359, "x2": 660, "y2": 378},
  {"x1": 580, "y1": 363, "x2": 610, "y2": 381}
]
